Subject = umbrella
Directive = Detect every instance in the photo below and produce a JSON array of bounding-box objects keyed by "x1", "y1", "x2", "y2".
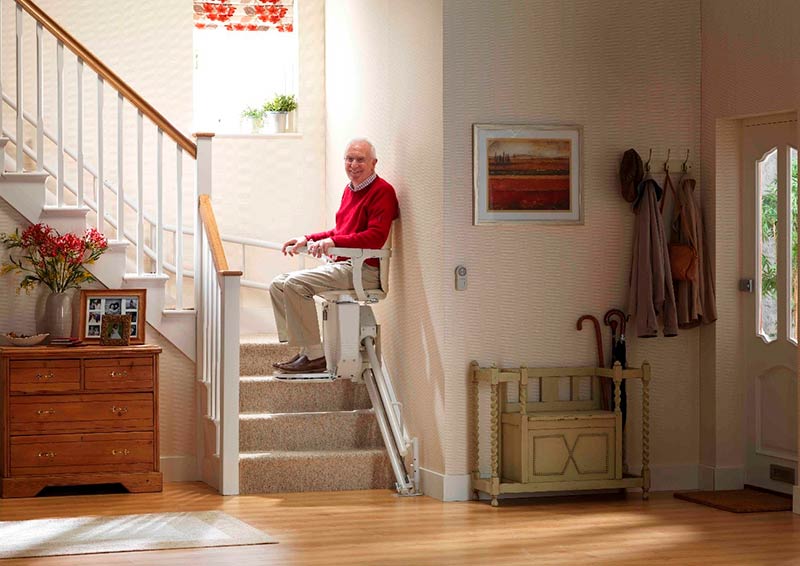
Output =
[{"x1": 603, "y1": 309, "x2": 629, "y2": 427}]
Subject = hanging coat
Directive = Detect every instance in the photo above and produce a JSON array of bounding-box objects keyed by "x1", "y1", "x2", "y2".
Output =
[
  {"x1": 672, "y1": 177, "x2": 718, "y2": 328},
  {"x1": 628, "y1": 179, "x2": 679, "y2": 338}
]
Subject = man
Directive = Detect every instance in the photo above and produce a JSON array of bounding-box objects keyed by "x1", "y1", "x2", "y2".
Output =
[{"x1": 270, "y1": 139, "x2": 399, "y2": 373}]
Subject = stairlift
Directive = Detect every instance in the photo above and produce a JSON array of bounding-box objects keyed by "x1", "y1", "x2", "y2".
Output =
[{"x1": 274, "y1": 243, "x2": 419, "y2": 496}]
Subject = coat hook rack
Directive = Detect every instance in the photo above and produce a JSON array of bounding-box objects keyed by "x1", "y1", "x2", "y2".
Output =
[
  {"x1": 682, "y1": 149, "x2": 690, "y2": 172},
  {"x1": 663, "y1": 148, "x2": 671, "y2": 172}
]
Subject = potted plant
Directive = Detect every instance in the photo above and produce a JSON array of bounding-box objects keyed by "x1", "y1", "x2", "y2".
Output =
[
  {"x1": 262, "y1": 93, "x2": 297, "y2": 133},
  {"x1": 241, "y1": 106, "x2": 264, "y2": 134},
  {"x1": 0, "y1": 223, "x2": 108, "y2": 338}
]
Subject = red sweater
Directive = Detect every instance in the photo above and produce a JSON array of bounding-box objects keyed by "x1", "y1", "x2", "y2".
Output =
[{"x1": 307, "y1": 176, "x2": 398, "y2": 265}]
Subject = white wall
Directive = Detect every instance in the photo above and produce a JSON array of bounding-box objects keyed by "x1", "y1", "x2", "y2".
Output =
[
  {"x1": 700, "y1": 0, "x2": 800, "y2": 489},
  {"x1": 326, "y1": 0, "x2": 447, "y2": 479},
  {"x1": 441, "y1": 0, "x2": 702, "y2": 493}
]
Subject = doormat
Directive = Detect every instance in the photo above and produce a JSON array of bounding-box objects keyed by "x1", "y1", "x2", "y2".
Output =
[
  {"x1": 673, "y1": 486, "x2": 792, "y2": 513},
  {"x1": 0, "y1": 510, "x2": 276, "y2": 559}
]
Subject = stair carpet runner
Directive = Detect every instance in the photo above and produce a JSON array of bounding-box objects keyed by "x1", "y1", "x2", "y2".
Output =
[{"x1": 238, "y1": 336, "x2": 394, "y2": 493}]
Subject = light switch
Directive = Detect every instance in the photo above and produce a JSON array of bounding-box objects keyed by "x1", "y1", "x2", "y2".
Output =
[{"x1": 455, "y1": 265, "x2": 467, "y2": 291}]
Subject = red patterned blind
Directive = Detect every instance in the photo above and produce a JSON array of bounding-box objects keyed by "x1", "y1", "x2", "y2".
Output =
[{"x1": 194, "y1": 0, "x2": 294, "y2": 32}]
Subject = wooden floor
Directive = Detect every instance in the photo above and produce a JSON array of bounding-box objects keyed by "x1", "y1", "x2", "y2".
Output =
[{"x1": 0, "y1": 483, "x2": 799, "y2": 565}]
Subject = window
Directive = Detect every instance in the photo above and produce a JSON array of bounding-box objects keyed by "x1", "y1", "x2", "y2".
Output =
[{"x1": 193, "y1": 1, "x2": 297, "y2": 134}]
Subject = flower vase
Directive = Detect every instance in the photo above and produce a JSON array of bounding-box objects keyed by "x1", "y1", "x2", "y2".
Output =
[{"x1": 42, "y1": 292, "x2": 73, "y2": 338}]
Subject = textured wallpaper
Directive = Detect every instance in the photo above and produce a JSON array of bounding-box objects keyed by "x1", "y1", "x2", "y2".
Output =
[
  {"x1": 326, "y1": 0, "x2": 447, "y2": 473},
  {"x1": 701, "y1": 0, "x2": 800, "y2": 480},
  {"x1": 442, "y1": 0, "x2": 702, "y2": 483}
]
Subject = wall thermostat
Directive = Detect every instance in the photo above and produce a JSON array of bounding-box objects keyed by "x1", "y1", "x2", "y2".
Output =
[{"x1": 455, "y1": 265, "x2": 468, "y2": 291}]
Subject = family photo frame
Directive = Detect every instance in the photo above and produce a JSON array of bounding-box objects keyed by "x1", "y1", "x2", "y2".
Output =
[
  {"x1": 473, "y1": 124, "x2": 583, "y2": 225},
  {"x1": 79, "y1": 289, "x2": 146, "y2": 344}
]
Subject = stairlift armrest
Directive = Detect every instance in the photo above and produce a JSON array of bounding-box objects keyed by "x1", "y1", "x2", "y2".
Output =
[
  {"x1": 295, "y1": 247, "x2": 390, "y2": 302},
  {"x1": 328, "y1": 248, "x2": 390, "y2": 302}
]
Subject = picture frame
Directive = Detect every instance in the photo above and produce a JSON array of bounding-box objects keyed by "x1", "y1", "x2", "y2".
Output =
[
  {"x1": 473, "y1": 124, "x2": 583, "y2": 225},
  {"x1": 100, "y1": 314, "x2": 132, "y2": 346},
  {"x1": 80, "y1": 289, "x2": 146, "y2": 344}
]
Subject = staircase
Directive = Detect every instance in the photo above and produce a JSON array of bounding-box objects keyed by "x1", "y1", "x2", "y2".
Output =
[{"x1": 237, "y1": 336, "x2": 394, "y2": 493}]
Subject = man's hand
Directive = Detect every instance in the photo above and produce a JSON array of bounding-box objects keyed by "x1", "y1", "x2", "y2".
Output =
[
  {"x1": 281, "y1": 236, "x2": 308, "y2": 256},
  {"x1": 307, "y1": 237, "x2": 335, "y2": 259}
]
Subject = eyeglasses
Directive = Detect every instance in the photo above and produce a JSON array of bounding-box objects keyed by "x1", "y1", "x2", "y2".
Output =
[{"x1": 344, "y1": 156, "x2": 368, "y2": 164}]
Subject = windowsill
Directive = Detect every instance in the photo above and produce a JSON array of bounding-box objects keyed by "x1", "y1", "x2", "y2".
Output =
[{"x1": 213, "y1": 133, "x2": 303, "y2": 140}]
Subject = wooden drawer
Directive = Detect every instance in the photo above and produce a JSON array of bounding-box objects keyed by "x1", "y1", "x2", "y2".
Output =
[
  {"x1": 84, "y1": 357, "x2": 154, "y2": 390},
  {"x1": 10, "y1": 432, "x2": 155, "y2": 476},
  {"x1": 9, "y1": 393, "x2": 154, "y2": 434},
  {"x1": 9, "y1": 360, "x2": 81, "y2": 394},
  {"x1": 526, "y1": 419, "x2": 616, "y2": 483}
]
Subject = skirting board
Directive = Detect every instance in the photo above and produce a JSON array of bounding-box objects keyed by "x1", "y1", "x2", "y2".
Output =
[
  {"x1": 419, "y1": 468, "x2": 471, "y2": 501},
  {"x1": 698, "y1": 464, "x2": 744, "y2": 491},
  {"x1": 160, "y1": 455, "x2": 199, "y2": 482}
]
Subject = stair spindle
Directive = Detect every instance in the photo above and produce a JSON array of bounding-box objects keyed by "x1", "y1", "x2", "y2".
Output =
[
  {"x1": 117, "y1": 93, "x2": 124, "y2": 240},
  {"x1": 76, "y1": 58, "x2": 84, "y2": 206},
  {"x1": 56, "y1": 40, "x2": 64, "y2": 204},
  {"x1": 175, "y1": 146, "x2": 183, "y2": 308},
  {"x1": 156, "y1": 129, "x2": 163, "y2": 276},
  {"x1": 96, "y1": 76, "x2": 104, "y2": 231},
  {"x1": 15, "y1": 4, "x2": 23, "y2": 171},
  {"x1": 137, "y1": 110, "x2": 143, "y2": 274},
  {"x1": 35, "y1": 22, "x2": 43, "y2": 170}
]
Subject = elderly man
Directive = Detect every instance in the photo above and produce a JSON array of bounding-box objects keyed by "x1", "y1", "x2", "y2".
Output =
[{"x1": 270, "y1": 139, "x2": 399, "y2": 373}]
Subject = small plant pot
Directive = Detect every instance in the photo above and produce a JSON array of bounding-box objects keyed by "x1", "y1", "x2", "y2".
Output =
[
  {"x1": 247, "y1": 116, "x2": 264, "y2": 134},
  {"x1": 264, "y1": 111, "x2": 288, "y2": 134}
]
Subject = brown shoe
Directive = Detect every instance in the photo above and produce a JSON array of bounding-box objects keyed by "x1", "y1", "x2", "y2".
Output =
[
  {"x1": 278, "y1": 355, "x2": 327, "y2": 373},
  {"x1": 273, "y1": 353, "x2": 302, "y2": 370}
]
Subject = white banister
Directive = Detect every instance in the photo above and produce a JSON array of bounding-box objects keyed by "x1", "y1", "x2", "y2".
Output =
[
  {"x1": 96, "y1": 76, "x2": 104, "y2": 230},
  {"x1": 136, "y1": 110, "x2": 144, "y2": 273},
  {"x1": 35, "y1": 22, "x2": 43, "y2": 170},
  {"x1": 76, "y1": 58, "x2": 84, "y2": 206},
  {"x1": 156, "y1": 129, "x2": 163, "y2": 275},
  {"x1": 117, "y1": 92, "x2": 124, "y2": 240},
  {"x1": 56, "y1": 40, "x2": 63, "y2": 204},
  {"x1": 0, "y1": 3, "x2": 3, "y2": 138},
  {"x1": 15, "y1": 4, "x2": 23, "y2": 171},
  {"x1": 176, "y1": 146, "x2": 184, "y2": 308}
]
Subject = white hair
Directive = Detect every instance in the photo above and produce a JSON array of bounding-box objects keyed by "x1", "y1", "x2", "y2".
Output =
[{"x1": 345, "y1": 138, "x2": 377, "y2": 160}]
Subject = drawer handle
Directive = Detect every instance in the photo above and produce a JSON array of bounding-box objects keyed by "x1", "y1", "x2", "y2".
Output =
[
  {"x1": 37, "y1": 451, "x2": 56, "y2": 458},
  {"x1": 34, "y1": 372, "x2": 55, "y2": 380},
  {"x1": 111, "y1": 405, "x2": 129, "y2": 416},
  {"x1": 109, "y1": 370, "x2": 128, "y2": 378},
  {"x1": 36, "y1": 409, "x2": 56, "y2": 416},
  {"x1": 111, "y1": 448, "x2": 131, "y2": 456}
]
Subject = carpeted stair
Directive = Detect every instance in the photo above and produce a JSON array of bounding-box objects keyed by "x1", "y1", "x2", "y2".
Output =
[{"x1": 238, "y1": 335, "x2": 394, "y2": 494}]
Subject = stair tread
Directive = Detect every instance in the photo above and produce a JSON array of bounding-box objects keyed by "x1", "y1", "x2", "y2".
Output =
[
  {"x1": 240, "y1": 408, "x2": 373, "y2": 418},
  {"x1": 240, "y1": 447, "x2": 386, "y2": 457}
]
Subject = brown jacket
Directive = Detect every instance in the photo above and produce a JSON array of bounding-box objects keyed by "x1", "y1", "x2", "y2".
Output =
[
  {"x1": 671, "y1": 177, "x2": 718, "y2": 328},
  {"x1": 628, "y1": 179, "x2": 679, "y2": 338}
]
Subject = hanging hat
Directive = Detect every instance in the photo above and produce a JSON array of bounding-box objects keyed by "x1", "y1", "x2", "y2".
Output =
[{"x1": 619, "y1": 149, "x2": 644, "y2": 203}]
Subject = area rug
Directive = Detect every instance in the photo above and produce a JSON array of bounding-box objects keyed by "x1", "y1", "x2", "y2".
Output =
[
  {"x1": 0, "y1": 510, "x2": 276, "y2": 559},
  {"x1": 674, "y1": 486, "x2": 792, "y2": 513}
]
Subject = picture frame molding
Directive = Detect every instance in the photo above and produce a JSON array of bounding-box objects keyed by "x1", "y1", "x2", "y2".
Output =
[
  {"x1": 473, "y1": 123, "x2": 584, "y2": 225},
  {"x1": 79, "y1": 288, "x2": 146, "y2": 344}
]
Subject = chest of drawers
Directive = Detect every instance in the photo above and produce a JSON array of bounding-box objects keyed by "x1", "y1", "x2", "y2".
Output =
[{"x1": 0, "y1": 345, "x2": 162, "y2": 497}]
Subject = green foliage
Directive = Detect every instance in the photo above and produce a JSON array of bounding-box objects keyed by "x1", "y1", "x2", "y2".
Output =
[
  {"x1": 241, "y1": 106, "x2": 263, "y2": 120},
  {"x1": 761, "y1": 158, "x2": 798, "y2": 298},
  {"x1": 263, "y1": 93, "x2": 297, "y2": 113}
]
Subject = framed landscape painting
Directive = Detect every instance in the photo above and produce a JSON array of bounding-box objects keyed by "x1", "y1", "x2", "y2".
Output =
[{"x1": 473, "y1": 124, "x2": 583, "y2": 224}]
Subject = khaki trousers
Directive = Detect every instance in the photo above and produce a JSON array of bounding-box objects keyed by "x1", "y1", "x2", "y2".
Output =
[{"x1": 269, "y1": 260, "x2": 380, "y2": 347}]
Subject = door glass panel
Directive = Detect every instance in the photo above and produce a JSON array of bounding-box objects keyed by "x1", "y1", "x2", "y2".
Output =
[
  {"x1": 759, "y1": 148, "x2": 778, "y2": 342},
  {"x1": 791, "y1": 146, "x2": 798, "y2": 342}
]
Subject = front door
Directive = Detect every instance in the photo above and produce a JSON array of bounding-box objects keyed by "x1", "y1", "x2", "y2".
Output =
[{"x1": 741, "y1": 112, "x2": 798, "y2": 493}]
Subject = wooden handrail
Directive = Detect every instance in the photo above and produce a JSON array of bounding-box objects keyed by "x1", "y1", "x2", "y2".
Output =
[
  {"x1": 199, "y1": 195, "x2": 242, "y2": 277},
  {"x1": 16, "y1": 0, "x2": 197, "y2": 159}
]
